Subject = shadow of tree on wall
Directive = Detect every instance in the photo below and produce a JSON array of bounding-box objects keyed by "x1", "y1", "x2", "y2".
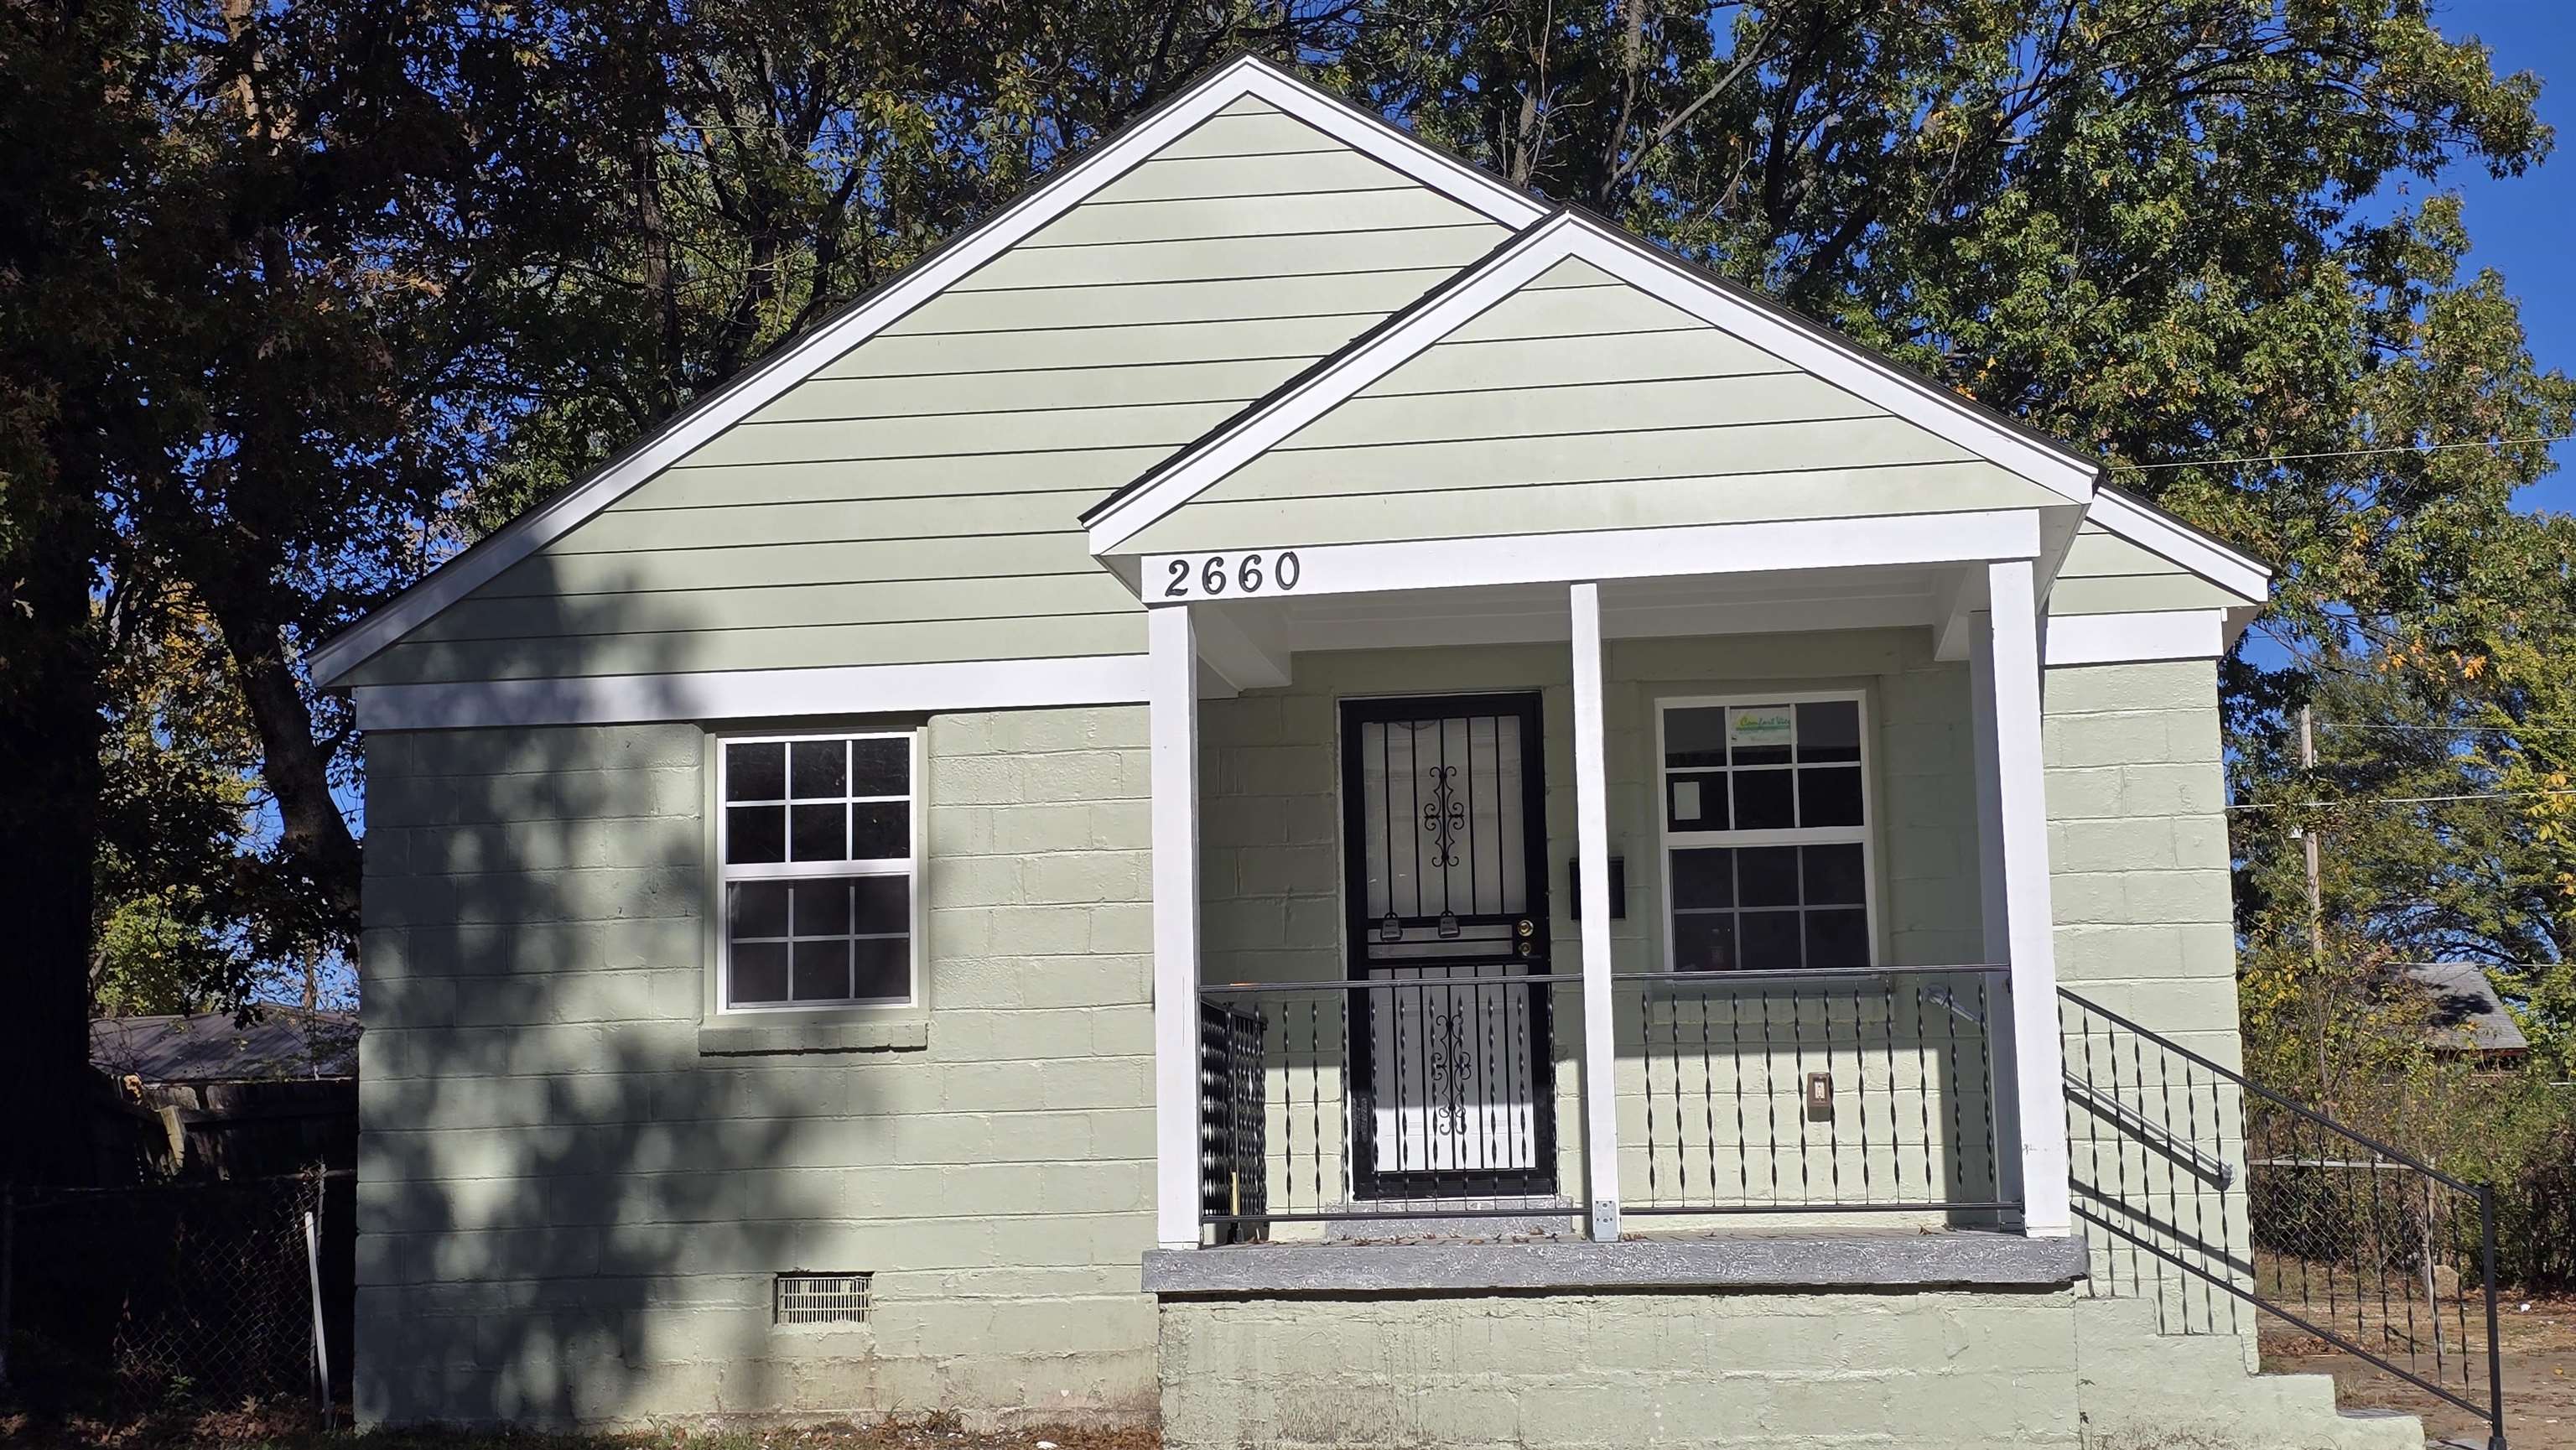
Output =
[{"x1": 356, "y1": 587, "x2": 855, "y2": 1427}]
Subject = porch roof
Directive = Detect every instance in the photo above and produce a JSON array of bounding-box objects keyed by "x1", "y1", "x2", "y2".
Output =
[{"x1": 1084, "y1": 209, "x2": 2102, "y2": 564}]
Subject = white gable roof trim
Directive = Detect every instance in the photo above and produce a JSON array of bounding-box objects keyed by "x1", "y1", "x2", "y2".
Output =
[
  {"x1": 304, "y1": 55, "x2": 1546, "y2": 689},
  {"x1": 2085, "y1": 484, "x2": 2272, "y2": 604},
  {"x1": 1083, "y1": 208, "x2": 2105, "y2": 555}
]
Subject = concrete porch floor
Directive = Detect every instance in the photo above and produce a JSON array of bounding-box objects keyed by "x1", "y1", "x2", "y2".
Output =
[{"x1": 1146, "y1": 1226, "x2": 2087, "y2": 1297}]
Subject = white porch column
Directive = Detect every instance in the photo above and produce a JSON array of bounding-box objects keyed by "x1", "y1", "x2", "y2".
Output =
[
  {"x1": 1569, "y1": 582, "x2": 1621, "y2": 1242},
  {"x1": 1149, "y1": 603, "x2": 1203, "y2": 1250},
  {"x1": 1968, "y1": 610, "x2": 2027, "y2": 1214},
  {"x1": 1981, "y1": 559, "x2": 2073, "y2": 1236}
]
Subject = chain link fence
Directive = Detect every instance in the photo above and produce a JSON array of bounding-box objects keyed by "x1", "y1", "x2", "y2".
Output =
[{"x1": 2, "y1": 1170, "x2": 345, "y2": 1419}]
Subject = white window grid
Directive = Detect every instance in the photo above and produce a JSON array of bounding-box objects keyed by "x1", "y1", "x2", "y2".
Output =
[
  {"x1": 1653, "y1": 692, "x2": 1879, "y2": 974},
  {"x1": 715, "y1": 730, "x2": 922, "y2": 1012}
]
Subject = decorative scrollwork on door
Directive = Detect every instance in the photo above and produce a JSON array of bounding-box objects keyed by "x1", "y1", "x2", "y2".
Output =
[
  {"x1": 1420, "y1": 762, "x2": 1465, "y2": 868},
  {"x1": 1420, "y1": 1006, "x2": 1478, "y2": 1136}
]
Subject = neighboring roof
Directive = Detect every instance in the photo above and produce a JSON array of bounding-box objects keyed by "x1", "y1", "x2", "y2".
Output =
[
  {"x1": 305, "y1": 55, "x2": 1545, "y2": 690},
  {"x1": 1083, "y1": 207, "x2": 2105, "y2": 556},
  {"x1": 2402, "y1": 964, "x2": 2530, "y2": 1057},
  {"x1": 91, "y1": 1008, "x2": 360, "y2": 1084}
]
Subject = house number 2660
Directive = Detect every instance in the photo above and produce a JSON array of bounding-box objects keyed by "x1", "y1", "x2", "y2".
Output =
[{"x1": 1161, "y1": 551, "x2": 1301, "y2": 599}]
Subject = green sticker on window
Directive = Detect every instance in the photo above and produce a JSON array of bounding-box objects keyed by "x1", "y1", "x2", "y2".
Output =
[{"x1": 1727, "y1": 707, "x2": 1794, "y2": 748}]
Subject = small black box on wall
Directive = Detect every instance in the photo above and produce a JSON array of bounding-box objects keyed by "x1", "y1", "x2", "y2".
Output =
[{"x1": 1568, "y1": 855, "x2": 1626, "y2": 920}]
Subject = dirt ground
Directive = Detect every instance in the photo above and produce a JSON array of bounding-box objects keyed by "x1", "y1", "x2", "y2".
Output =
[
  {"x1": 2263, "y1": 1296, "x2": 2576, "y2": 1449},
  {"x1": 14, "y1": 1308, "x2": 2576, "y2": 1450},
  {"x1": 0, "y1": 1408, "x2": 1160, "y2": 1450}
]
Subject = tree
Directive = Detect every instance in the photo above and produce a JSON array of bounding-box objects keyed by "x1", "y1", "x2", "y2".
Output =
[
  {"x1": 0, "y1": 0, "x2": 168, "y2": 1186},
  {"x1": 10, "y1": 2, "x2": 2575, "y2": 1174},
  {"x1": 463, "y1": 0, "x2": 1374, "y2": 525}
]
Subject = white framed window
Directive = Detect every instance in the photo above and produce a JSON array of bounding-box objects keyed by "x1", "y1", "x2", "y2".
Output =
[
  {"x1": 716, "y1": 730, "x2": 922, "y2": 1011},
  {"x1": 1654, "y1": 694, "x2": 1875, "y2": 973}
]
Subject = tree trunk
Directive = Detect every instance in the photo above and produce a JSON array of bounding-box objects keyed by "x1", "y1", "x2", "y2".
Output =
[
  {"x1": 205, "y1": 595, "x2": 363, "y2": 936},
  {"x1": 0, "y1": 448, "x2": 107, "y2": 1189}
]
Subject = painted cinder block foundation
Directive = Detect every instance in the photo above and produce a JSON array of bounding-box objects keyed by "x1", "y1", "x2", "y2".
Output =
[
  {"x1": 1163, "y1": 1289, "x2": 2085, "y2": 1450},
  {"x1": 1154, "y1": 1275, "x2": 2423, "y2": 1450}
]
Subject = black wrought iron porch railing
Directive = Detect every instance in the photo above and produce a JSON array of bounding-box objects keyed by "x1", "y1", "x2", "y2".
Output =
[
  {"x1": 2059, "y1": 988, "x2": 2507, "y2": 1450},
  {"x1": 1195, "y1": 964, "x2": 2023, "y2": 1240},
  {"x1": 1197, "y1": 972, "x2": 1578, "y2": 1239},
  {"x1": 1617, "y1": 965, "x2": 2017, "y2": 1218}
]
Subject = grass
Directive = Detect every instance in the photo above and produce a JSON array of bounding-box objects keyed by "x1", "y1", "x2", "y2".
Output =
[{"x1": 0, "y1": 1404, "x2": 1161, "y2": 1450}]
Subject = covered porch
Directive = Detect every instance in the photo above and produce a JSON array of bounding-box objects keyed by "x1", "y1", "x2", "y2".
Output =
[{"x1": 1136, "y1": 516, "x2": 2076, "y2": 1253}]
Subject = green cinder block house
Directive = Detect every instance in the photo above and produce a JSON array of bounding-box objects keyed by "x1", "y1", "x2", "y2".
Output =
[{"x1": 314, "y1": 55, "x2": 2418, "y2": 1450}]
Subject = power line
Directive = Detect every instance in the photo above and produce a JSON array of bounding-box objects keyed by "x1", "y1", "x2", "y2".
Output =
[
  {"x1": 2316, "y1": 720, "x2": 2576, "y2": 735},
  {"x1": 2108, "y1": 432, "x2": 2573, "y2": 472},
  {"x1": 2383, "y1": 961, "x2": 2564, "y2": 971},
  {"x1": 2226, "y1": 787, "x2": 2576, "y2": 811}
]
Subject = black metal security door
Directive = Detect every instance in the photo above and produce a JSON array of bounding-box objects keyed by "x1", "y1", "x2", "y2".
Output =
[{"x1": 1340, "y1": 693, "x2": 1555, "y2": 1200}]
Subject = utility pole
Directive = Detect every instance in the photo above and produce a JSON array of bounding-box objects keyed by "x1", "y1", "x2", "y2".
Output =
[{"x1": 2298, "y1": 704, "x2": 2323, "y2": 960}]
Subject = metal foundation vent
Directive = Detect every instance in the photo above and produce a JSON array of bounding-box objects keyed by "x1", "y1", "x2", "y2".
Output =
[{"x1": 774, "y1": 1271, "x2": 870, "y2": 1325}]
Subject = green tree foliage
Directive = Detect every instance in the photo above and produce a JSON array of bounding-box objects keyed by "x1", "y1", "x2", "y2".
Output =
[{"x1": 7, "y1": 1, "x2": 2576, "y2": 1188}]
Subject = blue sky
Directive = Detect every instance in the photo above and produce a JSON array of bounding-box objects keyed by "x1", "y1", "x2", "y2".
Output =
[{"x1": 2422, "y1": 1, "x2": 2576, "y2": 510}]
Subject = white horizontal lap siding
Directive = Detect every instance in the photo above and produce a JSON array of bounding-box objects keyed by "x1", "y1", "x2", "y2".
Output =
[{"x1": 344, "y1": 96, "x2": 1517, "y2": 691}]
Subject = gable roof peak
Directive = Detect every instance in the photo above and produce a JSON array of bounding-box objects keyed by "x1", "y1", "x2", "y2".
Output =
[
  {"x1": 1083, "y1": 199, "x2": 2104, "y2": 555},
  {"x1": 304, "y1": 53, "x2": 1543, "y2": 689}
]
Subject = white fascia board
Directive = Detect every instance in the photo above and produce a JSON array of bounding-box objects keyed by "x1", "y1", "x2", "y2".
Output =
[
  {"x1": 2043, "y1": 610, "x2": 2226, "y2": 667},
  {"x1": 1088, "y1": 211, "x2": 2098, "y2": 553},
  {"x1": 2085, "y1": 486, "x2": 2272, "y2": 605},
  {"x1": 1141, "y1": 509, "x2": 2042, "y2": 602},
  {"x1": 307, "y1": 57, "x2": 1545, "y2": 690},
  {"x1": 350, "y1": 654, "x2": 1152, "y2": 730}
]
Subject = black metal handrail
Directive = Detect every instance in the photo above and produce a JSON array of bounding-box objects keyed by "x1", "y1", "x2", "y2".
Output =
[
  {"x1": 2059, "y1": 986, "x2": 2506, "y2": 1450},
  {"x1": 2059, "y1": 987, "x2": 2480, "y2": 1193}
]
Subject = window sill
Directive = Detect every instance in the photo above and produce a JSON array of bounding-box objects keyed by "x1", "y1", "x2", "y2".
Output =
[{"x1": 697, "y1": 1016, "x2": 930, "y2": 1058}]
